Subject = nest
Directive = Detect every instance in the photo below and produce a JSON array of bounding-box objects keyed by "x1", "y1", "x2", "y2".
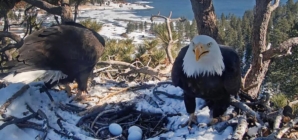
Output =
[{"x1": 76, "y1": 103, "x2": 169, "y2": 139}]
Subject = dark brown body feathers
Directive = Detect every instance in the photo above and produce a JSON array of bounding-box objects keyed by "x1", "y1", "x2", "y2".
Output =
[{"x1": 9, "y1": 22, "x2": 105, "y2": 91}]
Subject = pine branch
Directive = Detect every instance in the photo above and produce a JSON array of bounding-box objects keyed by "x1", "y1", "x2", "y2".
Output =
[{"x1": 150, "y1": 11, "x2": 183, "y2": 64}]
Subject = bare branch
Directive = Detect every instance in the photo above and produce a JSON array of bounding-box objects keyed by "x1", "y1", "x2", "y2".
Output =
[
  {"x1": 97, "y1": 60, "x2": 169, "y2": 78},
  {"x1": 262, "y1": 37, "x2": 298, "y2": 61},
  {"x1": 121, "y1": 66, "x2": 159, "y2": 77},
  {"x1": 0, "y1": 31, "x2": 22, "y2": 43},
  {"x1": 23, "y1": 0, "x2": 62, "y2": 15},
  {"x1": 93, "y1": 65, "x2": 112, "y2": 73},
  {"x1": 168, "y1": 11, "x2": 172, "y2": 19},
  {"x1": 150, "y1": 11, "x2": 183, "y2": 64},
  {"x1": 0, "y1": 85, "x2": 30, "y2": 115},
  {"x1": 97, "y1": 60, "x2": 137, "y2": 69},
  {"x1": 269, "y1": 0, "x2": 280, "y2": 11},
  {"x1": 0, "y1": 31, "x2": 24, "y2": 52}
]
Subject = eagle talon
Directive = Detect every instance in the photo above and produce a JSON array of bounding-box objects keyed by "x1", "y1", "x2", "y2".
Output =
[
  {"x1": 181, "y1": 113, "x2": 198, "y2": 129},
  {"x1": 58, "y1": 83, "x2": 79, "y2": 97},
  {"x1": 72, "y1": 90, "x2": 88, "y2": 101}
]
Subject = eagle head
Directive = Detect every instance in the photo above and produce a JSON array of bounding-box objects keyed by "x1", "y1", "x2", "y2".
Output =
[{"x1": 182, "y1": 35, "x2": 225, "y2": 77}]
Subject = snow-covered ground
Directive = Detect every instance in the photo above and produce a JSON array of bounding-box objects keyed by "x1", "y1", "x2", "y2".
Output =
[
  {"x1": 0, "y1": 2, "x2": 235, "y2": 140},
  {"x1": 41, "y1": 1, "x2": 165, "y2": 45},
  {"x1": 0, "y1": 80, "x2": 235, "y2": 140}
]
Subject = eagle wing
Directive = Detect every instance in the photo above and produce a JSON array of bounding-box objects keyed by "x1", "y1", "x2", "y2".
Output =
[
  {"x1": 171, "y1": 46, "x2": 188, "y2": 87},
  {"x1": 15, "y1": 25, "x2": 104, "y2": 75},
  {"x1": 221, "y1": 46, "x2": 241, "y2": 96}
]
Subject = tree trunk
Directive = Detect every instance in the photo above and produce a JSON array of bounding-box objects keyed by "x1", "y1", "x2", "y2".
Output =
[
  {"x1": 243, "y1": 0, "x2": 280, "y2": 99},
  {"x1": 74, "y1": 0, "x2": 83, "y2": 22},
  {"x1": 74, "y1": 4, "x2": 79, "y2": 22},
  {"x1": 189, "y1": 0, "x2": 222, "y2": 44}
]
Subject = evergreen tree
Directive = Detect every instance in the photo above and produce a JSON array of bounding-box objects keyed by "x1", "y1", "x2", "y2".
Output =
[
  {"x1": 190, "y1": 19, "x2": 197, "y2": 39},
  {"x1": 135, "y1": 23, "x2": 139, "y2": 31},
  {"x1": 139, "y1": 22, "x2": 144, "y2": 32},
  {"x1": 176, "y1": 21, "x2": 184, "y2": 48},
  {"x1": 144, "y1": 21, "x2": 148, "y2": 30},
  {"x1": 126, "y1": 22, "x2": 134, "y2": 33},
  {"x1": 184, "y1": 20, "x2": 191, "y2": 39}
]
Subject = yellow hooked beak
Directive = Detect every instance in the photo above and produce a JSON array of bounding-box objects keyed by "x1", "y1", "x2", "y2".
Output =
[{"x1": 194, "y1": 44, "x2": 210, "y2": 61}]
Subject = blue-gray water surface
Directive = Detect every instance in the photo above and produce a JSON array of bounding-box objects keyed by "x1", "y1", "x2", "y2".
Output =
[{"x1": 130, "y1": 0, "x2": 297, "y2": 20}]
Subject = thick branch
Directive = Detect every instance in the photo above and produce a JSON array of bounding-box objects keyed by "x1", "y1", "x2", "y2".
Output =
[
  {"x1": 0, "y1": 31, "x2": 22, "y2": 43},
  {"x1": 23, "y1": 0, "x2": 73, "y2": 22},
  {"x1": 0, "y1": 31, "x2": 24, "y2": 52},
  {"x1": 262, "y1": 37, "x2": 298, "y2": 61},
  {"x1": 23, "y1": 0, "x2": 62, "y2": 15},
  {"x1": 269, "y1": 0, "x2": 280, "y2": 11}
]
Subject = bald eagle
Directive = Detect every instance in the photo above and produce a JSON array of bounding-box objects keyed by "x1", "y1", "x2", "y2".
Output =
[
  {"x1": 171, "y1": 35, "x2": 241, "y2": 127},
  {"x1": 2, "y1": 22, "x2": 105, "y2": 100}
]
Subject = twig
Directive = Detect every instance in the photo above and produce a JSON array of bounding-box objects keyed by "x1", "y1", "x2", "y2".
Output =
[
  {"x1": 95, "y1": 126, "x2": 109, "y2": 137},
  {"x1": 59, "y1": 103, "x2": 86, "y2": 112},
  {"x1": 93, "y1": 65, "x2": 112, "y2": 73},
  {"x1": 77, "y1": 103, "x2": 108, "y2": 121},
  {"x1": 0, "y1": 113, "x2": 37, "y2": 130},
  {"x1": 146, "y1": 57, "x2": 151, "y2": 67},
  {"x1": 16, "y1": 121, "x2": 45, "y2": 131},
  {"x1": 99, "y1": 84, "x2": 156, "y2": 104},
  {"x1": 152, "y1": 115, "x2": 166, "y2": 132},
  {"x1": 112, "y1": 114, "x2": 133, "y2": 123},
  {"x1": 118, "y1": 114, "x2": 141, "y2": 126},
  {"x1": 39, "y1": 85, "x2": 54, "y2": 102},
  {"x1": 91, "y1": 109, "x2": 117, "y2": 129},
  {"x1": 245, "y1": 92, "x2": 272, "y2": 112},
  {"x1": 0, "y1": 84, "x2": 30, "y2": 115}
]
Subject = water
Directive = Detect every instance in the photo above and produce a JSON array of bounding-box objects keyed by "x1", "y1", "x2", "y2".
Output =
[{"x1": 131, "y1": 0, "x2": 296, "y2": 20}]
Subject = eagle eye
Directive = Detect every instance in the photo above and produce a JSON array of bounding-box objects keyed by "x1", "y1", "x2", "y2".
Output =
[{"x1": 207, "y1": 42, "x2": 212, "y2": 47}]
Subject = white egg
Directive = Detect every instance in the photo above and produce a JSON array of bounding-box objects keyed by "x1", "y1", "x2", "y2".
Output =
[
  {"x1": 127, "y1": 131, "x2": 142, "y2": 140},
  {"x1": 108, "y1": 123, "x2": 123, "y2": 136},
  {"x1": 128, "y1": 126, "x2": 142, "y2": 134}
]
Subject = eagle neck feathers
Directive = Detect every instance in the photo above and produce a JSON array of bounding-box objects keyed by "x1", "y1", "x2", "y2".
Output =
[{"x1": 182, "y1": 46, "x2": 225, "y2": 78}]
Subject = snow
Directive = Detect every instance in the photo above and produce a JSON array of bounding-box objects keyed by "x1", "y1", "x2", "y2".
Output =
[
  {"x1": 0, "y1": 81, "x2": 235, "y2": 140},
  {"x1": 0, "y1": 1, "x2": 236, "y2": 140},
  {"x1": 41, "y1": 1, "x2": 163, "y2": 45}
]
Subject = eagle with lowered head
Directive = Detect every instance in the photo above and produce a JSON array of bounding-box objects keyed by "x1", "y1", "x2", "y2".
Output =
[
  {"x1": 171, "y1": 35, "x2": 241, "y2": 128},
  {"x1": 2, "y1": 22, "x2": 105, "y2": 100}
]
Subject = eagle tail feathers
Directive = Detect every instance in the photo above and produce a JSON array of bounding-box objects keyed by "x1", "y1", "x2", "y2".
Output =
[{"x1": 3, "y1": 70, "x2": 68, "y2": 84}]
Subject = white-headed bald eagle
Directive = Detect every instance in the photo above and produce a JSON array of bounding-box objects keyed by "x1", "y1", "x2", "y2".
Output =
[
  {"x1": 171, "y1": 35, "x2": 241, "y2": 127},
  {"x1": 2, "y1": 22, "x2": 105, "y2": 100}
]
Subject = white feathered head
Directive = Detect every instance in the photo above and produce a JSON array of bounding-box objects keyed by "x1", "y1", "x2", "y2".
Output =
[{"x1": 182, "y1": 35, "x2": 225, "y2": 77}]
